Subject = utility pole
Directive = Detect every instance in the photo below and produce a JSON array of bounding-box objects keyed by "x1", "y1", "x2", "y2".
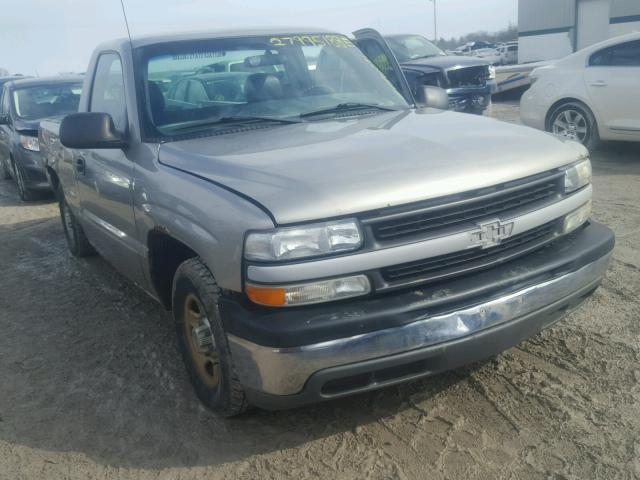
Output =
[{"x1": 429, "y1": 0, "x2": 438, "y2": 43}]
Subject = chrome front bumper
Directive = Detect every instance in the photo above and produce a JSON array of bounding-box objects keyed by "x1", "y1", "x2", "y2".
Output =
[{"x1": 228, "y1": 253, "x2": 611, "y2": 397}]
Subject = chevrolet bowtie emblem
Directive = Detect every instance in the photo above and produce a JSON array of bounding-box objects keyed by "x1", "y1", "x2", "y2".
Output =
[{"x1": 470, "y1": 219, "x2": 515, "y2": 249}]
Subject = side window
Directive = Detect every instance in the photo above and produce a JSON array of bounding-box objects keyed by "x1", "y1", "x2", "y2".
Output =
[
  {"x1": 90, "y1": 53, "x2": 127, "y2": 132},
  {"x1": 590, "y1": 48, "x2": 611, "y2": 66},
  {"x1": 356, "y1": 39, "x2": 402, "y2": 92},
  {"x1": 1, "y1": 87, "x2": 10, "y2": 116},
  {"x1": 610, "y1": 40, "x2": 640, "y2": 66},
  {"x1": 590, "y1": 40, "x2": 640, "y2": 67}
]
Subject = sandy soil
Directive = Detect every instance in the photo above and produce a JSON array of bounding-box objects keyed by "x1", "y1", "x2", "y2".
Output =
[{"x1": 0, "y1": 103, "x2": 638, "y2": 479}]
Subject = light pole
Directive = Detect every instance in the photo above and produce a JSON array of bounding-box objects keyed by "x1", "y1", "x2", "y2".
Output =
[{"x1": 429, "y1": 0, "x2": 438, "y2": 44}]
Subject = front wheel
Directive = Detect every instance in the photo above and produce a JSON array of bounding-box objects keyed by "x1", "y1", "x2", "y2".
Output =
[
  {"x1": 173, "y1": 258, "x2": 249, "y2": 417},
  {"x1": 13, "y1": 162, "x2": 35, "y2": 201},
  {"x1": 59, "y1": 194, "x2": 96, "y2": 257},
  {"x1": 548, "y1": 102, "x2": 600, "y2": 151},
  {"x1": 2, "y1": 159, "x2": 11, "y2": 180}
]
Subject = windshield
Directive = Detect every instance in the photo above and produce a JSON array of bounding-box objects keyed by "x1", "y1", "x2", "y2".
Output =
[
  {"x1": 141, "y1": 34, "x2": 409, "y2": 137},
  {"x1": 385, "y1": 35, "x2": 445, "y2": 62},
  {"x1": 12, "y1": 83, "x2": 82, "y2": 120}
]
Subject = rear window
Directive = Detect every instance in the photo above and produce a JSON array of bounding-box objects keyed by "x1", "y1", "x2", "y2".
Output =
[{"x1": 12, "y1": 83, "x2": 82, "y2": 120}]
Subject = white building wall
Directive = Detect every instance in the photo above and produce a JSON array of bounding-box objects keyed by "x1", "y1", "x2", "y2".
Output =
[
  {"x1": 519, "y1": 32, "x2": 575, "y2": 63},
  {"x1": 610, "y1": 21, "x2": 640, "y2": 36},
  {"x1": 518, "y1": 0, "x2": 640, "y2": 63},
  {"x1": 577, "y1": 0, "x2": 611, "y2": 49}
]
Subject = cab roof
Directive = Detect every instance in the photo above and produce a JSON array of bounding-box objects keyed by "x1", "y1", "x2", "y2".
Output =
[
  {"x1": 98, "y1": 27, "x2": 339, "y2": 51},
  {"x1": 5, "y1": 75, "x2": 83, "y2": 90}
]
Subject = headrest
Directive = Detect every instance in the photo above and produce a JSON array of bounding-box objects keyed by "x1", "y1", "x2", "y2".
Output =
[
  {"x1": 244, "y1": 74, "x2": 283, "y2": 102},
  {"x1": 148, "y1": 81, "x2": 165, "y2": 123}
]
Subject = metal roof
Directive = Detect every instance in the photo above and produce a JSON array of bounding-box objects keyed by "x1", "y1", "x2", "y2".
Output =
[
  {"x1": 5, "y1": 75, "x2": 84, "y2": 90},
  {"x1": 97, "y1": 27, "x2": 340, "y2": 50}
]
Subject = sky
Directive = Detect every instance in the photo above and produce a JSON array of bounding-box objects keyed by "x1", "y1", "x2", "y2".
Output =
[{"x1": 0, "y1": 0, "x2": 517, "y2": 76}]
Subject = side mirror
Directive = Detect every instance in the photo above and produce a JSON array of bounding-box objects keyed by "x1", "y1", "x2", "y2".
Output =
[
  {"x1": 60, "y1": 112, "x2": 125, "y2": 149},
  {"x1": 416, "y1": 86, "x2": 449, "y2": 110}
]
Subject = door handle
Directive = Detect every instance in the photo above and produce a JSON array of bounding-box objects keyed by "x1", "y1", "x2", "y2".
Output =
[
  {"x1": 590, "y1": 81, "x2": 608, "y2": 87},
  {"x1": 75, "y1": 157, "x2": 86, "y2": 175}
]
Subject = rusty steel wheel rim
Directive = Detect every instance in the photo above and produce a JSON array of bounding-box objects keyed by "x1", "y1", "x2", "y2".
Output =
[{"x1": 183, "y1": 293, "x2": 220, "y2": 388}]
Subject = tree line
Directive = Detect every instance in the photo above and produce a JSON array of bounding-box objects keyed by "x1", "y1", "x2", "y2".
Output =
[{"x1": 436, "y1": 24, "x2": 518, "y2": 51}]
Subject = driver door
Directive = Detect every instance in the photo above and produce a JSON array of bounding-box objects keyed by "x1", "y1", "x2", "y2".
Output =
[
  {"x1": 352, "y1": 29, "x2": 415, "y2": 105},
  {"x1": 75, "y1": 52, "x2": 145, "y2": 285}
]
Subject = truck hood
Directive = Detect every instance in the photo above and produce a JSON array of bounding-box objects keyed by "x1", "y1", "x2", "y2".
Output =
[
  {"x1": 158, "y1": 109, "x2": 587, "y2": 225},
  {"x1": 13, "y1": 119, "x2": 40, "y2": 134},
  {"x1": 401, "y1": 55, "x2": 490, "y2": 71}
]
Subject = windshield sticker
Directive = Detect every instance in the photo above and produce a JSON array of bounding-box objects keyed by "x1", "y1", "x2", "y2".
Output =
[
  {"x1": 172, "y1": 52, "x2": 226, "y2": 61},
  {"x1": 270, "y1": 35, "x2": 354, "y2": 48}
]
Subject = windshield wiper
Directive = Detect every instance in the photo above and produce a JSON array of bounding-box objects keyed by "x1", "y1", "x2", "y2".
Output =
[
  {"x1": 299, "y1": 103, "x2": 398, "y2": 119},
  {"x1": 169, "y1": 115, "x2": 302, "y2": 133}
]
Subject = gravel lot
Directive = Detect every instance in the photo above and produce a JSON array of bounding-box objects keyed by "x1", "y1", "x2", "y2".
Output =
[{"x1": 1, "y1": 102, "x2": 639, "y2": 480}]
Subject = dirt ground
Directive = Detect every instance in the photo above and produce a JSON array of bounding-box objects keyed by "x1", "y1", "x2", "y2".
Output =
[{"x1": 0, "y1": 102, "x2": 638, "y2": 480}]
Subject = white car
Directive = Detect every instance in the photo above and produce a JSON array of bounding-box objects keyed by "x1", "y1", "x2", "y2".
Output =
[
  {"x1": 472, "y1": 48, "x2": 501, "y2": 65},
  {"x1": 498, "y1": 43, "x2": 518, "y2": 65},
  {"x1": 521, "y1": 32, "x2": 640, "y2": 150}
]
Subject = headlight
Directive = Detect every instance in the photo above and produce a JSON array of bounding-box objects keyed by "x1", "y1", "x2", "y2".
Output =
[
  {"x1": 564, "y1": 159, "x2": 592, "y2": 193},
  {"x1": 563, "y1": 201, "x2": 591, "y2": 234},
  {"x1": 19, "y1": 135, "x2": 40, "y2": 152},
  {"x1": 488, "y1": 66, "x2": 496, "y2": 80},
  {"x1": 246, "y1": 275, "x2": 371, "y2": 307},
  {"x1": 245, "y1": 219, "x2": 363, "y2": 262}
]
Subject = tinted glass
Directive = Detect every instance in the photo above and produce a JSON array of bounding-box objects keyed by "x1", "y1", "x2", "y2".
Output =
[
  {"x1": 356, "y1": 38, "x2": 403, "y2": 92},
  {"x1": 590, "y1": 40, "x2": 640, "y2": 67},
  {"x1": 142, "y1": 34, "x2": 408, "y2": 137},
  {"x1": 11, "y1": 83, "x2": 82, "y2": 120},
  {"x1": 90, "y1": 53, "x2": 127, "y2": 132}
]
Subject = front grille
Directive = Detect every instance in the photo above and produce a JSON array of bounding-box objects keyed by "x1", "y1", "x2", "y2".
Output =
[
  {"x1": 382, "y1": 220, "x2": 558, "y2": 284},
  {"x1": 370, "y1": 173, "x2": 562, "y2": 242},
  {"x1": 447, "y1": 65, "x2": 489, "y2": 88}
]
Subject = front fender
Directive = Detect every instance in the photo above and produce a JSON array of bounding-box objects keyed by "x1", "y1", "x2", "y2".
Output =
[{"x1": 134, "y1": 161, "x2": 275, "y2": 292}]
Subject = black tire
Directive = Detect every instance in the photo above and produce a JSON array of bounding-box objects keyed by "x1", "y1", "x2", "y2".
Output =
[
  {"x1": 13, "y1": 162, "x2": 36, "y2": 201},
  {"x1": 548, "y1": 102, "x2": 600, "y2": 151},
  {"x1": 59, "y1": 193, "x2": 96, "y2": 257},
  {"x1": 172, "y1": 258, "x2": 249, "y2": 417},
  {"x1": 2, "y1": 159, "x2": 11, "y2": 180}
]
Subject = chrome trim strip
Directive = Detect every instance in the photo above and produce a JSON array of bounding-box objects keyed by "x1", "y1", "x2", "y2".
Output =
[
  {"x1": 360, "y1": 170, "x2": 564, "y2": 225},
  {"x1": 610, "y1": 126, "x2": 640, "y2": 133},
  {"x1": 83, "y1": 210, "x2": 127, "y2": 238},
  {"x1": 82, "y1": 210, "x2": 145, "y2": 256},
  {"x1": 230, "y1": 253, "x2": 610, "y2": 396},
  {"x1": 247, "y1": 186, "x2": 592, "y2": 284}
]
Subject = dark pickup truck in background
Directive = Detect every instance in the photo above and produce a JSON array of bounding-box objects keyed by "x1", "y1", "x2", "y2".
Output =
[{"x1": 384, "y1": 34, "x2": 496, "y2": 114}]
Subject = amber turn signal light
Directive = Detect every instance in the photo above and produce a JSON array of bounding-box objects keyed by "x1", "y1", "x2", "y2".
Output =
[{"x1": 245, "y1": 284, "x2": 287, "y2": 307}]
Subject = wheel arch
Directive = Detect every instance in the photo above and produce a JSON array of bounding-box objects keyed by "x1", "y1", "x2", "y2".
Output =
[
  {"x1": 46, "y1": 165, "x2": 60, "y2": 194},
  {"x1": 545, "y1": 97, "x2": 597, "y2": 132},
  {"x1": 147, "y1": 228, "x2": 199, "y2": 310}
]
